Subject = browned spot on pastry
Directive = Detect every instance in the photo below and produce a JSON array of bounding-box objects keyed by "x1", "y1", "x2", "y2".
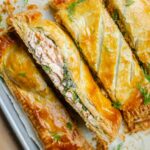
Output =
[
  {"x1": 27, "y1": 4, "x2": 38, "y2": 10},
  {"x1": 123, "y1": 103, "x2": 150, "y2": 132},
  {"x1": 54, "y1": 0, "x2": 68, "y2": 5},
  {"x1": 0, "y1": 35, "x2": 13, "y2": 62}
]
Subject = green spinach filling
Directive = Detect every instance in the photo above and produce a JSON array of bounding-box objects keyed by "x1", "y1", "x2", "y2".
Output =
[
  {"x1": 62, "y1": 63, "x2": 91, "y2": 114},
  {"x1": 62, "y1": 63, "x2": 75, "y2": 92}
]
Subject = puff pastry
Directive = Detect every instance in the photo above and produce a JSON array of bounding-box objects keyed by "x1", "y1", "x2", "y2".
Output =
[
  {"x1": 11, "y1": 11, "x2": 122, "y2": 144},
  {"x1": 0, "y1": 33, "x2": 92, "y2": 150},
  {"x1": 49, "y1": 0, "x2": 150, "y2": 132},
  {"x1": 105, "y1": 0, "x2": 150, "y2": 74}
]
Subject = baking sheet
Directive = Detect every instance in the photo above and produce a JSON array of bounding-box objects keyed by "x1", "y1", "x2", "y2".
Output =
[
  {"x1": 0, "y1": 0, "x2": 150, "y2": 150},
  {"x1": 0, "y1": 79, "x2": 42, "y2": 150}
]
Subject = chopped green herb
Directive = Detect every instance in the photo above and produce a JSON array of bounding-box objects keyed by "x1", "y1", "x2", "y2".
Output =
[
  {"x1": 116, "y1": 143, "x2": 123, "y2": 150},
  {"x1": 138, "y1": 85, "x2": 150, "y2": 105},
  {"x1": 24, "y1": 0, "x2": 28, "y2": 4},
  {"x1": 63, "y1": 79, "x2": 75, "y2": 92},
  {"x1": 112, "y1": 101, "x2": 122, "y2": 109},
  {"x1": 68, "y1": 2, "x2": 76, "y2": 15},
  {"x1": 63, "y1": 64, "x2": 68, "y2": 79},
  {"x1": 36, "y1": 27, "x2": 43, "y2": 30},
  {"x1": 36, "y1": 39, "x2": 41, "y2": 45},
  {"x1": 67, "y1": 0, "x2": 85, "y2": 21},
  {"x1": 77, "y1": 0, "x2": 85, "y2": 2},
  {"x1": 51, "y1": 133, "x2": 61, "y2": 142},
  {"x1": 125, "y1": 0, "x2": 134, "y2": 7},
  {"x1": 75, "y1": 40, "x2": 83, "y2": 53},
  {"x1": 104, "y1": 45, "x2": 112, "y2": 52},
  {"x1": 72, "y1": 91, "x2": 87, "y2": 111},
  {"x1": 35, "y1": 98, "x2": 42, "y2": 103},
  {"x1": 148, "y1": 64, "x2": 150, "y2": 69},
  {"x1": 82, "y1": 105, "x2": 87, "y2": 111},
  {"x1": 66, "y1": 122, "x2": 72, "y2": 130},
  {"x1": 112, "y1": 9, "x2": 119, "y2": 22},
  {"x1": 42, "y1": 65, "x2": 51, "y2": 73},
  {"x1": 0, "y1": 15, "x2": 2, "y2": 23},
  {"x1": 144, "y1": 96, "x2": 150, "y2": 105},
  {"x1": 143, "y1": 69, "x2": 150, "y2": 82},
  {"x1": 62, "y1": 63, "x2": 75, "y2": 92},
  {"x1": 145, "y1": 73, "x2": 150, "y2": 82},
  {"x1": 72, "y1": 91, "x2": 80, "y2": 102},
  {"x1": 18, "y1": 72, "x2": 26, "y2": 77},
  {"x1": 0, "y1": 15, "x2": 3, "y2": 27}
]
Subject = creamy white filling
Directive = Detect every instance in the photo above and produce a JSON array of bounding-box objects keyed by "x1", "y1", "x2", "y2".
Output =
[
  {"x1": 25, "y1": 29, "x2": 108, "y2": 141},
  {"x1": 28, "y1": 31, "x2": 64, "y2": 81}
]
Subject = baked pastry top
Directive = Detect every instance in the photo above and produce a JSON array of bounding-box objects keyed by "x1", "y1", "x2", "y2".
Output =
[
  {"x1": 0, "y1": 33, "x2": 92, "y2": 150},
  {"x1": 105, "y1": 0, "x2": 150, "y2": 74},
  {"x1": 49, "y1": 0, "x2": 150, "y2": 132},
  {"x1": 11, "y1": 10, "x2": 122, "y2": 144}
]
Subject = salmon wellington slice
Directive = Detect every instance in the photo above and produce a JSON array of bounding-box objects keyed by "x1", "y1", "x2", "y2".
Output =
[
  {"x1": 49, "y1": 0, "x2": 150, "y2": 132},
  {"x1": 11, "y1": 11, "x2": 121, "y2": 146},
  {"x1": 105, "y1": 0, "x2": 150, "y2": 74},
  {"x1": 0, "y1": 33, "x2": 93, "y2": 150}
]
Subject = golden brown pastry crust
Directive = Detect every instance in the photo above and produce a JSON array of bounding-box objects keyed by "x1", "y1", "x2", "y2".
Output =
[
  {"x1": 105, "y1": 0, "x2": 150, "y2": 73},
  {"x1": 0, "y1": 34, "x2": 92, "y2": 150},
  {"x1": 49, "y1": 0, "x2": 150, "y2": 132},
  {"x1": 123, "y1": 104, "x2": 150, "y2": 132},
  {"x1": 11, "y1": 10, "x2": 122, "y2": 143}
]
